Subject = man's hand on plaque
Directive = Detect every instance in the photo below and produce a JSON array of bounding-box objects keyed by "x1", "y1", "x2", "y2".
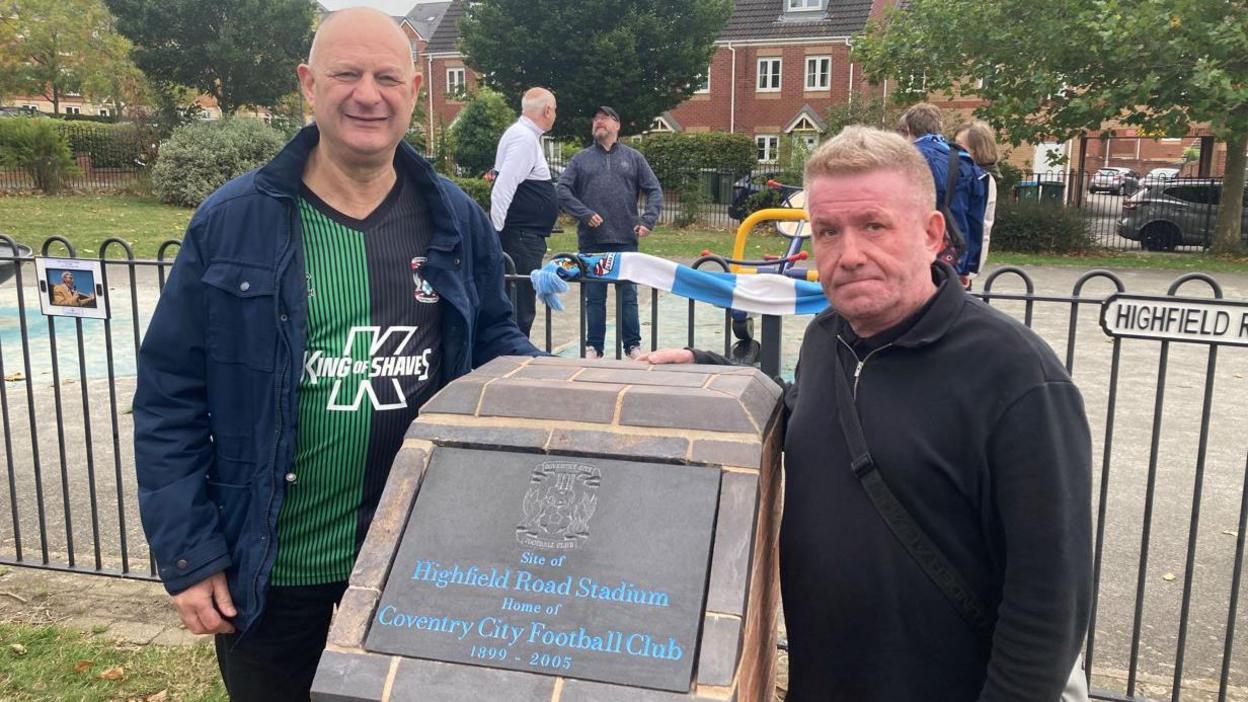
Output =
[{"x1": 632, "y1": 348, "x2": 694, "y2": 365}]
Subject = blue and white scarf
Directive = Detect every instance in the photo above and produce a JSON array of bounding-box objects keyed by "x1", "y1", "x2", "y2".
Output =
[{"x1": 530, "y1": 252, "x2": 828, "y2": 316}]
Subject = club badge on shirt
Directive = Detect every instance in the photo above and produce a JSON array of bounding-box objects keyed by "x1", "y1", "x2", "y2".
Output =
[{"x1": 411, "y1": 257, "x2": 440, "y2": 303}]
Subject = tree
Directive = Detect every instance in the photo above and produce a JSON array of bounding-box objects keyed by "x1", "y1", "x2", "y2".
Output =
[
  {"x1": 458, "y1": 0, "x2": 731, "y2": 140},
  {"x1": 856, "y1": 0, "x2": 1248, "y2": 253},
  {"x1": 450, "y1": 87, "x2": 516, "y2": 176},
  {"x1": 106, "y1": 0, "x2": 314, "y2": 115},
  {"x1": 824, "y1": 95, "x2": 905, "y2": 136},
  {"x1": 1, "y1": 0, "x2": 137, "y2": 115}
]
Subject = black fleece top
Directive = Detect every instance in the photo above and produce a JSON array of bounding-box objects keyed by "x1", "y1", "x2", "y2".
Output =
[{"x1": 696, "y1": 265, "x2": 1092, "y2": 700}]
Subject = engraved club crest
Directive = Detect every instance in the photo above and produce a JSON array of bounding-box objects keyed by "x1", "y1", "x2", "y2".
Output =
[
  {"x1": 410, "y1": 256, "x2": 440, "y2": 303},
  {"x1": 517, "y1": 462, "x2": 600, "y2": 550}
]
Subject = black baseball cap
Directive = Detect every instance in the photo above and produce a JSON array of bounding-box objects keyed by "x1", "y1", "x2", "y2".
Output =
[{"x1": 593, "y1": 105, "x2": 620, "y2": 121}]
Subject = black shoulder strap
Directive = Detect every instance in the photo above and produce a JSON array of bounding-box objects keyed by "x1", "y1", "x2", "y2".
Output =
[
  {"x1": 830, "y1": 344, "x2": 994, "y2": 641},
  {"x1": 942, "y1": 146, "x2": 966, "y2": 250}
]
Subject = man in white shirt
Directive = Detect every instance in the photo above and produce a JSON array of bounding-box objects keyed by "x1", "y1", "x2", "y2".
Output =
[{"x1": 490, "y1": 87, "x2": 558, "y2": 336}]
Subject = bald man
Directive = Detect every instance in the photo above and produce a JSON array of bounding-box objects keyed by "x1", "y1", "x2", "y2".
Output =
[
  {"x1": 490, "y1": 87, "x2": 559, "y2": 336},
  {"x1": 133, "y1": 8, "x2": 539, "y2": 699}
]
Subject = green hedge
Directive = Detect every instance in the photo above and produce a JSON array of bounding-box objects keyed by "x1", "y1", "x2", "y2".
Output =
[
  {"x1": 53, "y1": 121, "x2": 149, "y2": 169},
  {"x1": 152, "y1": 119, "x2": 286, "y2": 207},
  {"x1": 634, "y1": 132, "x2": 756, "y2": 187},
  {"x1": 0, "y1": 118, "x2": 76, "y2": 193},
  {"x1": 991, "y1": 199, "x2": 1096, "y2": 254},
  {"x1": 450, "y1": 176, "x2": 492, "y2": 212}
]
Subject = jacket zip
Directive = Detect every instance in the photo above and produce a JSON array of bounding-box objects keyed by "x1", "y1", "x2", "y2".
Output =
[
  {"x1": 250, "y1": 201, "x2": 296, "y2": 631},
  {"x1": 836, "y1": 335, "x2": 895, "y2": 398}
]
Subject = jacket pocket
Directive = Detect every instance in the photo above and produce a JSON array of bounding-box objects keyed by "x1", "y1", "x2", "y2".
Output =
[
  {"x1": 205, "y1": 478, "x2": 253, "y2": 551},
  {"x1": 201, "y1": 261, "x2": 277, "y2": 372}
]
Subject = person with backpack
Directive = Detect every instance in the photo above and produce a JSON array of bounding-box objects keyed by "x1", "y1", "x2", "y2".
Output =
[{"x1": 897, "y1": 103, "x2": 988, "y2": 288}]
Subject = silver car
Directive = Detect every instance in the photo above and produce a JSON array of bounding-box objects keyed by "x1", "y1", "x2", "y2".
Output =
[
  {"x1": 1090, "y1": 167, "x2": 1141, "y2": 195},
  {"x1": 1118, "y1": 180, "x2": 1248, "y2": 250}
]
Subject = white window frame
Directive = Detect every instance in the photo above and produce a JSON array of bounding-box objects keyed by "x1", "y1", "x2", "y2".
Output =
[
  {"x1": 446, "y1": 67, "x2": 466, "y2": 98},
  {"x1": 64, "y1": 106, "x2": 81, "y2": 115},
  {"x1": 787, "y1": 0, "x2": 822, "y2": 11},
  {"x1": 694, "y1": 65, "x2": 710, "y2": 94},
  {"x1": 98, "y1": 107, "x2": 110, "y2": 117},
  {"x1": 756, "y1": 134, "x2": 779, "y2": 163},
  {"x1": 756, "y1": 58, "x2": 782, "y2": 92},
  {"x1": 805, "y1": 56, "x2": 831, "y2": 90}
]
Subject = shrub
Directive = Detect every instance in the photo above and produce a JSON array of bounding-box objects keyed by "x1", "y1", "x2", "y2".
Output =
[
  {"x1": 740, "y1": 187, "x2": 785, "y2": 219},
  {"x1": 449, "y1": 88, "x2": 515, "y2": 177},
  {"x1": 449, "y1": 176, "x2": 492, "y2": 212},
  {"x1": 0, "y1": 118, "x2": 77, "y2": 193},
  {"x1": 152, "y1": 119, "x2": 286, "y2": 207},
  {"x1": 635, "y1": 132, "x2": 756, "y2": 187},
  {"x1": 673, "y1": 185, "x2": 707, "y2": 228},
  {"x1": 990, "y1": 199, "x2": 1096, "y2": 254},
  {"x1": 53, "y1": 121, "x2": 148, "y2": 169}
]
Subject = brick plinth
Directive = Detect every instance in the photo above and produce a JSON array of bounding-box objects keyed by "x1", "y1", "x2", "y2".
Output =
[{"x1": 313, "y1": 356, "x2": 783, "y2": 702}]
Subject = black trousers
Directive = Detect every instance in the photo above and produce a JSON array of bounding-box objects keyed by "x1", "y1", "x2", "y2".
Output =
[
  {"x1": 500, "y1": 228, "x2": 548, "y2": 337},
  {"x1": 214, "y1": 581, "x2": 348, "y2": 702}
]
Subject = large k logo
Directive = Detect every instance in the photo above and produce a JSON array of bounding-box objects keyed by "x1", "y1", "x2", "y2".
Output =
[{"x1": 302, "y1": 326, "x2": 433, "y2": 412}]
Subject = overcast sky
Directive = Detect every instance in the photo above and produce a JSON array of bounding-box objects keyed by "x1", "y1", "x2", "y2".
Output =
[{"x1": 317, "y1": 0, "x2": 426, "y2": 16}]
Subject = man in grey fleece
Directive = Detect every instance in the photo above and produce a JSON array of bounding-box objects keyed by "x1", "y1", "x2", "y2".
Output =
[{"x1": 556, "y1": 105, "x2": 663, "y2": 359}]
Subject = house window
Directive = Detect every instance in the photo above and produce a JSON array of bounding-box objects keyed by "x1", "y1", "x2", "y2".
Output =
[
  {"x1": 756, "y1": 135, "x2": 779, "y2": 163},
  {"x1": 446, "y1": 67, "x2": 466, "y2": 98},
  {"x1": 65, "y1": 106, "x2": 81, "y2": 115},
  {"x1": 787, "y1": 0, "x2": 822, "y2": 10},
  {"x1": 694, "y1": 65, "x2": 710, "y2": 94},
  {"x1": 98, "y1": 108, "x2": 110, "y2": 117},
  {"x1": 796, "y1": 132, "x2": 819, "y2": 151},
  {"x1": 805, "y1": 56, "x2": 831, "y2": 90},
  {"x1": 757, "y1": 58, "x2": 781, "y2": 92}
]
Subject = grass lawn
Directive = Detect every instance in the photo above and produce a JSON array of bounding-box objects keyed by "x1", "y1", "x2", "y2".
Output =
[
  {"x1": 0, "y1": 194, "x2": 192, "y2": 260},
  {"x1": 2, "y1": 193, "x2": 1248, "y2": 275},
  {"x1": 0, "y1": 622, "x2": 225, "y2": 701}
]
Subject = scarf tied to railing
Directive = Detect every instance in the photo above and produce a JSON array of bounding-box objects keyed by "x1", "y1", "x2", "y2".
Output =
[{"x1": 529, "y1": 252, "x2": 828, "y2": 316}]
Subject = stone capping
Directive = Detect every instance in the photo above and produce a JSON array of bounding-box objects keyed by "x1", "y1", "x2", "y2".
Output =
[
  {"x1": 318, "y1": 357, "x2": 784, "y2": 701},
  {"x1": 413, "y1": 356, "x2": 780, "y2": 464}
]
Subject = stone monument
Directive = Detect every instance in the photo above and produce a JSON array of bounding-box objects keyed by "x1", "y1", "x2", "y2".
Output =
[{"x1": 311, "y1": 354, "x2": 783, "y2": 702}]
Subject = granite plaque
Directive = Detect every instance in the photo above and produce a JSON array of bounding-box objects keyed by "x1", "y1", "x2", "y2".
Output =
[{"x1": 365, "y1": 447, "x2": 721, "y2": 693}]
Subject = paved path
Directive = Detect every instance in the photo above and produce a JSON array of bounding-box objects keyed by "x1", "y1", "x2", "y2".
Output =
[{"x1": 2, "y1": 262, "x2": 1248, "y2": 700}]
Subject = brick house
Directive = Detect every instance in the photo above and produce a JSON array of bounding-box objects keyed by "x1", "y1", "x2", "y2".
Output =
[{"x1": 422, "y1": 0, "x2": 889, "y2": 163}]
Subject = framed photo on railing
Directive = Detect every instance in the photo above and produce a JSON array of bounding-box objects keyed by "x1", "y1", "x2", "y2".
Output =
[{"x1": 34, "y1": 257, "x2": 109, "y2": 320}]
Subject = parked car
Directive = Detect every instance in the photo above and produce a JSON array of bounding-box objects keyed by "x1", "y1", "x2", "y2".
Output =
[
  {"x1": 1089, "y1": 167, "x2": 1141, "y2": 195},
  {"x1": 1119, "y1": 180, "x2": 1248, "y2": 250},
  {"x1": 1141, "y1": 167, "x2": 1180, "y2": 185}
]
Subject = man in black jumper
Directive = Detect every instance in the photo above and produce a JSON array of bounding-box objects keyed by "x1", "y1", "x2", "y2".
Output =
[{"x1": 638, "y1": 126, "x2": 1091, "y2": 700}]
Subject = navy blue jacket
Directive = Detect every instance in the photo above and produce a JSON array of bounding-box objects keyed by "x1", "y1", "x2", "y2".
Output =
[
  {"x1": 133, "y1": 126, "x2": 538, "y2": 634},
  {"x1": 913, "y1": 135, "x2": 988, "y2": 275}
]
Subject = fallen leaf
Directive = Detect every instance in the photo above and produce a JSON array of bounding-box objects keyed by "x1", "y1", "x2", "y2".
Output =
[
  {"x1": 74, "y1": 660, "x2": 93, "y2": 674},
  {"x1": 1223, "y1": 530, "x2": 1239, "y2": 537},
  {"x1": 1162, "y1": 572, "x2": 1177, "y2": 582},
  {"x1": 146, "y1": 691, "x2": 169, "y2": 702},
  {"x1": 9, "y1": 643, "x2": 26, "y2": 656},
  {"x1": 99, "y1": 665, "x2": 124, "y2": 681},
  {"x1": 3, "y1": 372, "x2": 24, "y2": 382}
]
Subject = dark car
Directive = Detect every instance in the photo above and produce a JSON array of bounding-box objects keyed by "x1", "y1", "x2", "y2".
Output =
[
  {"x1": 1089, "y1": 167, "x2": 1141, "y2": 196},
  {"x1": 1119, "y1": 180, "x2": 1248, "y2": 250}
]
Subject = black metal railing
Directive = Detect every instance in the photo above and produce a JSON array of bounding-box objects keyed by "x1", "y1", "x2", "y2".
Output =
[{"x1": 0, "y1": 238, "x2": 1246, "y2": 700}]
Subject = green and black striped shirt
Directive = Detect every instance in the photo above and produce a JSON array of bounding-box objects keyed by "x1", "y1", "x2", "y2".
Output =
[{"x1": 270, "y1": 177, "x2": 442, "y2": 586}]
